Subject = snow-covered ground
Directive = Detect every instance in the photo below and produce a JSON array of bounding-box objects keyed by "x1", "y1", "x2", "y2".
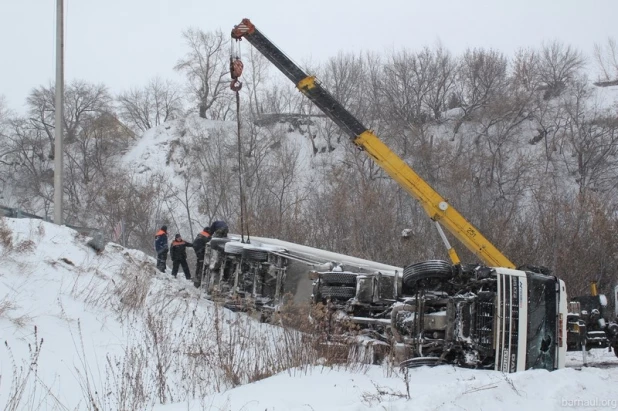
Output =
[
  {"x1": 154, "y1": 355, "x2": 618, "y2": 411},
  {"x1": 1, "y1": 217, "x2": 617, "y2": 411}
]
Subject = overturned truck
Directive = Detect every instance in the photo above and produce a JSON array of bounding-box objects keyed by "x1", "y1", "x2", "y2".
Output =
[
  {"x1": 218, "y1": 18, "x2": 618, "y2": 372},
  {"x1": 198, "y1": 236, "x2": 618, "y2": 372}
]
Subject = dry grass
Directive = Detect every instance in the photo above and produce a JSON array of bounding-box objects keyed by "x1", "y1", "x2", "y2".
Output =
[
  {"x1": 1, "y1": 296, "x2": 379, "y2": 410},
  {"x1": 14, "y1": 240, "x2": 35, "y2": 253},
  {"x1": 2, "y1": 260, "x2": 382, "y2": 410},
  {"x1": 0, "y1": 295, "x2": 31, "y2": 328},
  {"x1": 115, "y1": 267, "x2": 151, "y2": 314},
  {"x1": 2, "y1": 327, "x2": 46, "y2": 411},
  {"x1": 0, "y1": 297, "x2": 17, "y2": 318},
  {"x1": 0, "y1": 217, "x2": 13, "y2": 250}
]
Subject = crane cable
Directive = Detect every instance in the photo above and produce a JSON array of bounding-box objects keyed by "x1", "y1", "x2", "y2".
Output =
[
  {"x1": 234, "y1": 90, "x2": 250, "y2": 244},
  {"x1": 230, "y1": 38, "x2": 250, "y2": 243}
]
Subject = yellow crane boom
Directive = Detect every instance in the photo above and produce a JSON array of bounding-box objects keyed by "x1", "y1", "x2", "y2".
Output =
[{"x1": 231, "y1": 18, "x2": 515, "y2": 269}]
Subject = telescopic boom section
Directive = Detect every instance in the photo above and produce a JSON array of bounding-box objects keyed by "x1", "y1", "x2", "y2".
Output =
[{"x1": 231, "y1": 18, "x2": 516, "y2": 269}]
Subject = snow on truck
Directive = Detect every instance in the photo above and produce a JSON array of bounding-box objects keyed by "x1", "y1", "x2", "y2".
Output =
[{"x1": 198, "y1": 18, "x2": 618, "y2": 373}]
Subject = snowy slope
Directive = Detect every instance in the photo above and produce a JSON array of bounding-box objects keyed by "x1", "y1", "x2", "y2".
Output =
[
  {"x1": 121, "y1": 114, "x2": 322, "y2": 182},
  {"x1": 122, "y1": 115, "x2": 232, "y2": 176},
  {"x1": 153, "y1": 355, "x2": 618, "y2": 411},
  {"x1": 1, "y1": 216, "x2": 618, "y2": 411},
  {"x1": 0, "y1": 217, "x2": 303, "y2": 410}
]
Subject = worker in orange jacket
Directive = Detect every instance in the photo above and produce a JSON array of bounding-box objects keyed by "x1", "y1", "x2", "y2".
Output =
[
  {"x1": 154, "y1": 225, "x2": 168, "y2": 272},
  {"x1": 192, "y1": 227, "x2": 212, "y2": 287},
  {"x1": 170, "y1": 233, "x2": 193, "y2": 279}
]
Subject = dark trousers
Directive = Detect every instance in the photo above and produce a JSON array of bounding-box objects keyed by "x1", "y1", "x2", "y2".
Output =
[
  {"x1": 172, "y1": 259, "x2": 191, "y2": 279},
  {"x1": 195, "y1": 257, "x2": 205, "y2": 279},
  {"x1": 157, "y1": 250, "x2": 168, "y2": 272},
  {"x1": 194, "y1": 257, "x2": 205, "y2": 287}
]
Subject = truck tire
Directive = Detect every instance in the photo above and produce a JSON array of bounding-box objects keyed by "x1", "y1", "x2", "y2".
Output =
[
  {"x1": 400, "y1": 356, "x2": 444, "y2": 368},
  {"x1": 402, "y1": 260, "x2": 453, "y2": 290},
  {"x1": 242, "y1": 247, "x2": 268, "y2": 262},
  {"x1": 320, "y1": 286, "x2": 356, "y2": 300},
  {"x1": 210, "y1": 238, "x2": 231, "y2": 252},
  {"x1": 320, "y1": 272, "x2": 357, "y2": 286}
]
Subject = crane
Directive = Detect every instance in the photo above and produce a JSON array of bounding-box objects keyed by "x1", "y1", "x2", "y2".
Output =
[{"x1": 230, "y1": 18, "x2": 515, "y2": 269}]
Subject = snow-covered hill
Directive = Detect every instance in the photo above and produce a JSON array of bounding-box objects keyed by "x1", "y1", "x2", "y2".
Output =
[
  {"x1": 119, "y1": 113, "x2": 328, "y2": 239},
  {"x1": 1, "y1": 216, "x2": 618, "y2": 411}
]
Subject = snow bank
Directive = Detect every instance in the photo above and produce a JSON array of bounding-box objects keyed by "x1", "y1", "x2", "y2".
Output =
[
  {"x1": 0, "y1": 217, "x2": 298, "y2": 410},
  {"x1": 155, "y1": 350, "x2": 618, "y2": 411}
]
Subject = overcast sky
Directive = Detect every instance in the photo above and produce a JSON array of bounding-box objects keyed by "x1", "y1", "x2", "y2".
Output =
[{"x1": 1, "y1": 0, "x2": 615, "y2": 112}]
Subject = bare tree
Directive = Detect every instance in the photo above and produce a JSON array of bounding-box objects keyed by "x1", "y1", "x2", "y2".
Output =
[
  {"x1": 4, "y1": 117, "x2": 55, "y2": 217},
  {"x1": 186, "y1": 126, "x2": 239, "y2": 225},
  {"x1": 512, "y1": 48, "x2": 542, "y2": 92},
  {"x1": 561, "y1": 77, "x2": 618, "y2": 195},
  {"x1": 381, "y1": 49, "x2": 433, "y2": 127},
  {"x1": 321, "y1": 51, "x2": 366, "y2": 113},
  {"x1": 377, "y1": 49, "x2": 435, "y2": 156},
  {"x1": 451, "y1": 48, "x2": 508, "y2": 135},
  {"x1": 26, "y1": 80, "x2": 112, "y2": 157},
  {"x1": 252, "y1": 128, "x2": 310, "y2": 239},
  {"x1": 424, "y1": 44, "x2": 457, "y2": 121},
  {"x1": 0, "y1": 95, "x2": 9, "y2": 127},
  {"x1": 61, "y1": 113, "x2": 134, "y2": 223},
  {"x1": 0, "y1": 95, "x2": 12, "y2": 160},
  {"x1": 241, "y1": 46, "x2": 271, "y2": 116},
  {"x1": 593, "y1": 37, "x2": 618, "y2": 87},
  {"x1": 261, "y1": 81, "x2": 304, "y2": 115},
  {"x1": 456, "y1": 48, "x2": 508, "y2": 113},
  {"x1": 174, "y1": 28, "x2": 228, "y2": 119},
  {"x1": 91, "y1": 171, "x2": 171, "y2": 252},
  {"x1": 163, "y1": 171, "x2": 200, "y2": 240},
  {"x1": 0, "y1": 96, "x2": 13, "y2": 167},
  {"x1": 117, "y1": 77, "x2": 183, "y2": 133},
  {"x1": 537, "y1": 41, "x2": 586, "y2": 99}
]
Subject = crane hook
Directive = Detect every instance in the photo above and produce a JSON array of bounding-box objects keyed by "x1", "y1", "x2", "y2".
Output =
[
  {"x1": 230, "y1": 57, "x2": 244, "y2": 91},
  {"x1": 230, "y1": 79, "x2": 243, "y2": 91}
]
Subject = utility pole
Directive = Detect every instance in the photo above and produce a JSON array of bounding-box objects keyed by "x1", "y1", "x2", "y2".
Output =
[{"x1": 54, "y1": 0, "x2": 64, "y2": 225}]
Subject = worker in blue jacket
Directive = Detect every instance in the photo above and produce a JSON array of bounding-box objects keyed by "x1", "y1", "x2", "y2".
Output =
[{"x1": 209, "y1": 220, "x2": 229, "y2": 238}]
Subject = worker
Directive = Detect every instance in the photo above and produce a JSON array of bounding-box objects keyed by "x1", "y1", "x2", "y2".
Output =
[
  {"x1": 170, "y1": 233, "x2": 193, "y2": 279},
  {"x1": 192, "y1": 227, "x2": 212, "y2": 287},
  {"x1": 154, "y1": 225, "x2": 168, "y2": 272},
  {"x1": 209, "y1": 220, "x2": 229, "y2": 238}
]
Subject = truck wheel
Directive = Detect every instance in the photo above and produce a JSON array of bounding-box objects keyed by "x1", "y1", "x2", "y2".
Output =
[
  {"x1": 210, "y1": 238, "x2": 231, "y2": 252},
  {"x1": 242, "y1": 247, "x2": 268, "y2": 262},
  {"x1": 613, "y1": 344, "x2": 618, "y2": 358},
  {"x1": 320, "y1": 272, "x2": 357, "y2": 286},
  {"x1": 402, "y1": 260, "x2": 453, "y2": 291},
  {"x1": 400, "y1": 356, "x2": 444, "y2": 368},
  {"x1": 320, "y1": 286, "x2": 356, "y2": 300}
]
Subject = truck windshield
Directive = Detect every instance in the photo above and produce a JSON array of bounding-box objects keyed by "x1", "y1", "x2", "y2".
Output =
[{"x1": 525, "y1": 273, "x2": 557, "y2": 370}]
